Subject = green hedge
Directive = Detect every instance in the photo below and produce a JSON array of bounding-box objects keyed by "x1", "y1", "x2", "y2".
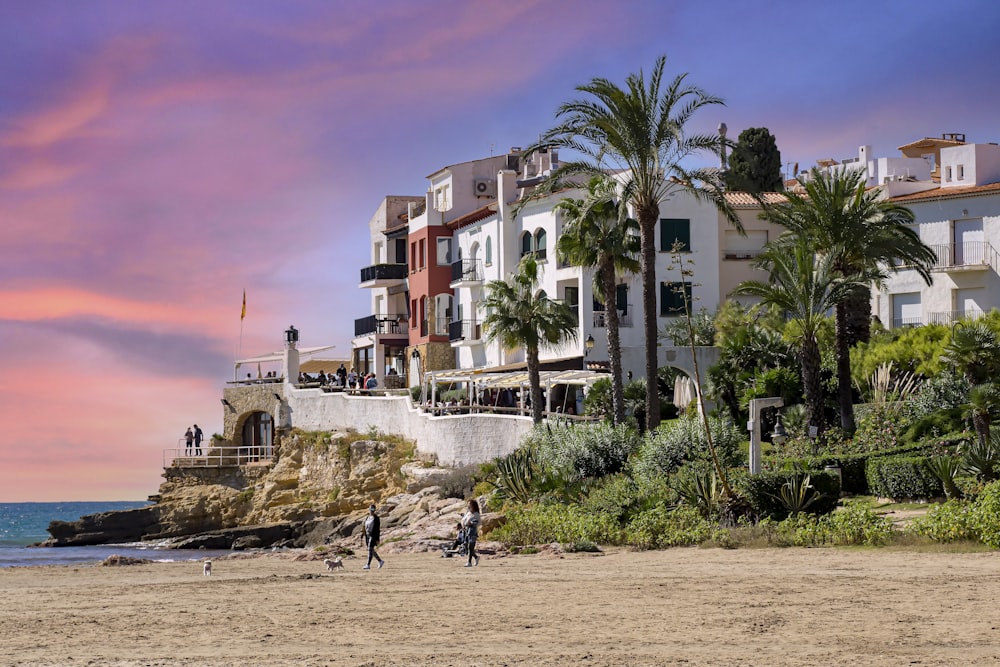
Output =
[
  {"x1": 735, "y1": 470, "x2": 841, "y2": 520},
  {"x1": 866, "y1": 456, "x2": 944, "y2": 500},
  {"x1": 767, "y1": 441, "x2": 959, "y2": 495}
]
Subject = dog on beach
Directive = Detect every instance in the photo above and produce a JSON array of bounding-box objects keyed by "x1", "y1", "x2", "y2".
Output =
[
  {"x1": 323, "y1": 557, "x2": 344, "y2": 571},
  {"x1": 203, "y1": 560, "x2": 212, "y2": 576}
]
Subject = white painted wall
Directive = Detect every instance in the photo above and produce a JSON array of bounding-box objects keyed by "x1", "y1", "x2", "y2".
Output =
[{"x1": 285, "y1": 387, "x2": 532, "y2": 465}]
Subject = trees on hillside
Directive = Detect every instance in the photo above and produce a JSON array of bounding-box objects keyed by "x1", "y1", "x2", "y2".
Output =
[
  {"x1": 525, "y1": 55, "x2": 736, "y2": 431},
  {"x1": 760, "y1": 167, "x2": 936, "y2": 434},
  {"x1": 556, "y1": 175, "x2": 640, "y2": 426},
  {"x1": 482, "y1": 255, "x2": 579, "y2": 424},
  {"x1": 725, "y1": 127, "x2": 783, "y2": 193}
]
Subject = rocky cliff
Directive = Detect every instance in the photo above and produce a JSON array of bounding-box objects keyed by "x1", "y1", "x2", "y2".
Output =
[{"x1": 43, "y1": 429, "x2": 495, "y2": 551}]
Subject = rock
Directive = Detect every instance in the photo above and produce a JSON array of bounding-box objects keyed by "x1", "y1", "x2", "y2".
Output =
[
  {"x1": 44, "y1": 506, "x2": 161, "y2": 547},
  {"x1": 101, "y1": 554, "x2": 153, "y2": 566},
  {"x1": 169, "y1": 523, "x2": 297, "y2": 550}
]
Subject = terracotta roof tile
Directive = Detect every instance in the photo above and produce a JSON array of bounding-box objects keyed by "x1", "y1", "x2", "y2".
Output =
[
  {"x1": 445, "y1": 202, "x2": 497, "y2": 230},
  {"x1": 891, "y1": 181, "x2": 1000, "y2": 202},
  {"x1": 723, "y1": 192, "x2": 787, "y2": 207}
]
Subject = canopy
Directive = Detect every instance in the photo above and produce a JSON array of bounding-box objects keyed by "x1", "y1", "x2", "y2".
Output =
[{"x1": 234, "y1": 345, "x2": 337, "y2": 379}]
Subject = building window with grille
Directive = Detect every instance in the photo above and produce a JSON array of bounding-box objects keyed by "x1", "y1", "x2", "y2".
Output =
[{"x1": 660, "y1": 281, "x2": 691, "y2": 316}]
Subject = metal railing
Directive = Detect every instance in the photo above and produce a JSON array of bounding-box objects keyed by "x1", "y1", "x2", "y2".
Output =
[
  {"x1": 354, "y1": 313, "x2": 407, "y2": 336},
  {"x1": 450, "y1": 258, "x2": 483, "y2": 284},
  {"x1": 359, "y1": 263, "x2": 408, "y2": 283},
  {"x1": 449, "y1": 319, "x2": 482, "y2": 342},
  {"x1": 927, "y1": 309, "x2": 986, "y2": 326},
  {"x1": 926, "y1": 242, "x2": 999, "y2": 271},
  {"x1": 592, "y1": 306, "x2": 634, "y2": 328},
  {"x1": 891, "y1": 317, "x2": 924, "y2": 329},
  {"x1": 165, "y1": 445, "x2": 275, "y2": 468}
]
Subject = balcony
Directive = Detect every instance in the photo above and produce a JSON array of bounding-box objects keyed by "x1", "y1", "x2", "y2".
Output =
[
  {"x1": 354, "y1": 313, "x2": 408, "y2": 337},
  {"x1": 722, "y1": 250, "x2": 761, "y2": 261},
  {"x1": 359, "y1": 263, "x2": 408, "y2": 288},
  {"x1": 592, "y1": 306, "x2": 634, "y2": 328},
  {"x1": 927, "y1": 242, "x2": 997, "y2": 273},
  {"x1": 450, "y1": 258, "x2": 483, "y2": 287},
  {"x1": 449, "y1": 319, "x2": 482, "y2": 345},
  {"x1": 927, "y1": 309, "x2": 985, "y2": 326},
  {"x1": 891, "y1": 317, "x2": 924, "y2": 329}
]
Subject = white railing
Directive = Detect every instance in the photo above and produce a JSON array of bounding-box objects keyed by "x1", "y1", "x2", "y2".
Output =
[{"x1": 164, "y1": 445, "x2": 275, "y2": 468}]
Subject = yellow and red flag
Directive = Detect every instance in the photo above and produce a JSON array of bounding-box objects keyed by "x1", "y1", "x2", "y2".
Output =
[{"x1": 241, "y1": 289, "x2": 246, "y2": 321}]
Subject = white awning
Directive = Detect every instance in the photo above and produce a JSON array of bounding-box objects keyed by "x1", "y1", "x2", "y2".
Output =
[{"x1": 234, "y1": 345, "x2": 337, "y2": 374}]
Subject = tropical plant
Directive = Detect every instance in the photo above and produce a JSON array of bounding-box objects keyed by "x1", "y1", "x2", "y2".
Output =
[
  {"x1": 524, "y1": 55, "x2": 737, "y2": 431},
  {"x1": 482, "y1": 254, "x2": 578, "y2": 424},
  {"x1": 772, "y1": 473, "x2": 819, "y2": 517},
  {"x1": 924, "y1": 456, "x2": 964, "y2": 499},
  {"x1": 556, "y1": 175, "x2": 640, "y2": 425},
  {"x1": 962, "y1": 433, "x2": 1000, "y2": 482},
  {"x1": 759, "y1": 167, "x2": 935, "y2": 434},
  {"x1": 672, "y1": 466, "x2": 721, "y2": 519},
  {"x1": 942, "y1": 321, "x2": 1000, "y2": 444},
  {"x1": 488, "y1": 447, "x2": 538, "y2": 504},
  {"x1": 734, "y1": 234, "x2": 865, "y2": 435}
]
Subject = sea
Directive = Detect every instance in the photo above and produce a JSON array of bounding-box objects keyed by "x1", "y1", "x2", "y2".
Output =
[{"x1": 0, "y1": 502, "x2": 232, "y2": 568}]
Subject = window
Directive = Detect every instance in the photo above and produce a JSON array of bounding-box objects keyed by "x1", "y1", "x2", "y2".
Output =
[
  {"x1": 410, "y1": 242, "x2": 417, "y2": 270},
  {"x1": 958, "y1": 164, "x2": 965, "y2": 181},
  {"x1": 616, "y1": 284, "x2": 628, "y2": 314},
  {"x1": 395, "y1": 238, "x2": 407, "y2": 265},
  {"x1": 410, "y1": 299, "x2": 417, "y2": 328},
  {"x1": 437, "y1": 238, "x2": 452, "y2": 265},
  {"x1": 564, "y1": 286, "x2": 579, "y2": 324},
  {"x1": 434, "y1": 184, "x2": 450, "y2": 211},
  {"x1": 945, "y1": 166, "x2": 953, "y2": 182},
  {"x1": 660, "y1": 218, "x2": 691, "y2": 252},
  {"x1": 418, "y1": 239, "x2": 425, "y2": 269},
  {"x1": 534, "y1": 229, "x2": 547, "y2": 260},
  {"x1": 520, "y1": 232, "x2": 533, "y2": 257},
  {"x1": 485, "y1": 236, "x2": 493, "y2": 265},
  {"x1": 660, "y1": 281, "x2": 691, "y2": 316}
]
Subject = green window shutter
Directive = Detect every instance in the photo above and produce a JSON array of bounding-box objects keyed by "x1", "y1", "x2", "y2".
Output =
[
  {"x1": 615, "y1": 284, "x2": 628, "y2": 314},
  {"x1": 659, "y1": 218, "x2": 691, "y2": 252},
  {"x1": 660, "y1": 281, "x2": 691, "y2": 316}
]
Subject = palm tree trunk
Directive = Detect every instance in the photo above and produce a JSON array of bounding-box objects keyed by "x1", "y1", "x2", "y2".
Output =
[
  {"x1": 601, "y1": 262, "x2": 626, "y2": 425},
  {"x1": 843, "y1": 286, "x2": 873, "y2": 346},
  {"x1": 638, "y1": 210, "x2": 660, "y2": 431},
  {"x1": 527, "y1": 348, "x2": 544, "y2": 425},
  {"x1": 800, "y1": 336, "x2": 824, "y2": 437},
  {"x1": 834, "y1": 301, "x2": 857, "y2": 434}
]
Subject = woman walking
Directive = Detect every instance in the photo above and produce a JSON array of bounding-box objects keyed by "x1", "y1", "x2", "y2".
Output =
[
  {"x1": 362, "y1": 504, "x2": 385, "y2": 570},
  {"x1": 462, "y1": 499, "x2": 481, "y2": 567}
]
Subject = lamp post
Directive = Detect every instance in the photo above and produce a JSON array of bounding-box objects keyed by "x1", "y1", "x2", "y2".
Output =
[
  {"x1": 748, "y1": 397, "x2": 783, "y2": 474},
  {"x1": 771, "y1": 413, "x2": 787, "y2": 447},
  {"x1": 583, "y1": 334, "x2": 595, "y2": 370},
  {"x1": 284, "y1": 325, "x2": 299, "y2": 349}
]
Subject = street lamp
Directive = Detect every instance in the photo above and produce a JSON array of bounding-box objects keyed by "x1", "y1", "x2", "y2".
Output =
[
  {"x1": 583, "y1": 334, "x2": 595, "y2": 370},
  {"x1": 771, "y1": 413, "x2": 787, "y2": 447},
  {"x1": 284, "y1": 325, "x2": 299, "y2": 349}
]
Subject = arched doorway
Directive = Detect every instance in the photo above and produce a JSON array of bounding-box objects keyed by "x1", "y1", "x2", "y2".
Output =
[{"x1": 241, "y1": 411, "x2": 274, "y2": 459}]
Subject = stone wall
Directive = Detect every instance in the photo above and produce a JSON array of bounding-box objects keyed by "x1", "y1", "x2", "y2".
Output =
[{"x1": 222, "y1": 383, "x2": 284, "y2": 445}]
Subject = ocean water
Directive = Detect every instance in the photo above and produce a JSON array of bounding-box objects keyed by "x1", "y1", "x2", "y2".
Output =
[{"x1": 0, "y1": 502, "x2": 232, "y2": 568}]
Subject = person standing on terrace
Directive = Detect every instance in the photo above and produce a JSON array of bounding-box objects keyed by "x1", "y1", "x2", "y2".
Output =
[
  {"x1": 184, "y1": 427, "x2": 193, "y2": 454},
  {"x1": 193, "y1": 424, "x2": 203, "y2": 456}
]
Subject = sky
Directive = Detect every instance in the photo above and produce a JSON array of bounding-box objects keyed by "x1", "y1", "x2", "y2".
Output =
[{"x1": 2, "y1": 0, "x2": 999, "y2": 501}]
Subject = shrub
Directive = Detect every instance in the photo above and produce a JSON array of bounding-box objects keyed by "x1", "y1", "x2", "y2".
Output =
[
  {"x1": 624, "y1": 504, "x2": 713, "y2": 550},
  {"x1": 902, "y1": 408, "x2": 966, "y2": 444},
  {"x1": 759, "y1": 503, "x2": 893, "y2": 547},
  {"x1": 437, "y1": 464, "x2": 478, "y2": 499},
  {"x1": 581, "y1": 474, "x2": 674, "y2": 526},
  {"x1": 908, "y1": 500, "x2": 979, "y2": 543},
  {"x1": 866, "y1": 456, "x2": 944, "y2": 500},
  {"x1": 633, "y1": 413, "x2": 744, "y2": 481},
  {"x1": 534, "y1": 422, "x2": 640, "y2": 482},
  {"x1": 735, "y1": 470, "x2": 840, "y2": 520},
  {"x1": 971, "y1": 480, "x2": 1000, "y2": 548},
  {"x1": 489, "y1": 502, "x2": 621, "y2": 546}
]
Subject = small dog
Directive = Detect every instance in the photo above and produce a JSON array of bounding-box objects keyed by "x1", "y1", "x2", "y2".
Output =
[
  {"x1": 203, "y1": 560, "x2": 212, "y2": 576},
  {"x1": 323, "y1": 557, "x2": 344, "y2": 571}
]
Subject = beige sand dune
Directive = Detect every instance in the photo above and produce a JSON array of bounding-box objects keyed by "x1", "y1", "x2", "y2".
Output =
[{"x1": 1, "y1": 547, "x2": 998, "y2": 666}]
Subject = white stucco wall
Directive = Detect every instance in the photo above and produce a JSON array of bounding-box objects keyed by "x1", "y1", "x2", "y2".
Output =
[{"x1": 283, "y1": 387, "x2": 533, "y2": 466}]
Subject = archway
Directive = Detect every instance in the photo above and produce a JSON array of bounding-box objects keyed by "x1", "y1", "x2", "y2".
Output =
[{"x1": 240, "y1": 411, "x2": 274, "y2": 459}]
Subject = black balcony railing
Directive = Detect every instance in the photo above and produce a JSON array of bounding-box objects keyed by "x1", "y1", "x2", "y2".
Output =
[
  {"x1": 354, "y1": 313, "x2": 408, "y2": 336},
  {"x1": 360, "y1": 263, "x2": 408, "y2": 283},
  {"x1": 449, "y1": 319, "x2": 482, "y2": 342},
  {"x1": 450, "y1": 258, "x2": 483, "y2": 283}
]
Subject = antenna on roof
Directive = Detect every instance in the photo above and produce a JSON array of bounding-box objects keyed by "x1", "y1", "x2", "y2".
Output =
[{"x1": 490, "y1": 143, "x2": 495, "y2": 157}]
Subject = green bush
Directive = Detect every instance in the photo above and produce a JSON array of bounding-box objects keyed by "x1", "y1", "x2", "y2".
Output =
[
  {"x1": 760, "y1": 503, "x2": 893, "y2": 547},
  {"x1": 972, "y1": 480, "x2": 1000, "y2": 548},
  {"x1": 581, "y1": 474, "x2": 674, "y2": 526},
  {"x1": 624, "y1": 504, "x2": 713, "y2": 550},
  {"x1": 866, "y1": 456, "x2": 944, "y2": 500},
  {"x1": 633, "y1": 413, "x2": 745, "y2": 481},
  {"x1": 735, "y1": 470, "x2": 840, "y2": 520},
  {"x1": 908, "y1": 500, "x2": 979, "y2": 543},
  {"x1": 901, "y1": 408, "x2": 966, "y2": 444},
  {"x1": 531, "y1": 422, "x2": 640, "y2": 482},
  {"x1": 488, "y1": 502, "x2": 622, "y2": 546}
]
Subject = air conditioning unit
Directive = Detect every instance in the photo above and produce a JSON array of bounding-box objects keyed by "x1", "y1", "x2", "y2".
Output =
[{"x1": 474, "y1": 179, "x2": 497, "y2": 198}]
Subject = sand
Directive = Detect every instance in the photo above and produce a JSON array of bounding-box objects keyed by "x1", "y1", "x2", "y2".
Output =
[{"x1": 1, "y1": 547, "x2": 998, "y2": 666}]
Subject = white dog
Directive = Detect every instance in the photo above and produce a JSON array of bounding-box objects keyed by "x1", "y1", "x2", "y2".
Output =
[
  {"x1": 203, "y1": 560, "x2": 212, "y2": 576},
  {"x1": 323, "y1": 557, "x2": 344, "y2": 571}
]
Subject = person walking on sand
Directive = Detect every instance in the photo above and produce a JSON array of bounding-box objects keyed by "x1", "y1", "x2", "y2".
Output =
[
  {"x1": 362, "y1": 504, "x2": 385, "y2": 570},
  {"x1": 184, "y1": 427, "x2": 194, "y2": 454},
  {"x1": 193, "y1": 424, "x2": 204, "y2": 456},
  {"x1": 462, "y1": 499, "x2": 481, "y2": 567}
]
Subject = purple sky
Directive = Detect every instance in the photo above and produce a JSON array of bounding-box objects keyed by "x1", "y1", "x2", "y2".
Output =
[{"x1": 2, "y1": 0, "x2": 998, "y2": 501}]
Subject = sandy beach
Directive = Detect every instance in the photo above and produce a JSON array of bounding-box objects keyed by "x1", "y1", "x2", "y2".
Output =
[{"x1": 1, "y1": 547, "x2": 998, "y2": 666}]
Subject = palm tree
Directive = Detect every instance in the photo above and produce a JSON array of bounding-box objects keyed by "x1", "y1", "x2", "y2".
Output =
[
  {"x1": 941, "y1": 321, "x2": 1000, "y2": 444},
  {"x1": 760, "y1": 167, "x2": 936, "y2": 434},
  {"x1": 482, "y1": 255, "x2": 579, "y2": 424},
  {"x1": 524, "y1": 55, "x2": 737, "y2": 431},
  {"x1": 735, "y1": 236, "x2": 866, "y2": 434},
  {"x1": 555, "y1": 175, "x2": 640, "y2": 425}
]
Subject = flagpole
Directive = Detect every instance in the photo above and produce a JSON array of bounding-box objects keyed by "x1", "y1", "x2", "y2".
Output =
[{"x1": 239, "y1": 288, "x2": 246, "y2": 359}]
